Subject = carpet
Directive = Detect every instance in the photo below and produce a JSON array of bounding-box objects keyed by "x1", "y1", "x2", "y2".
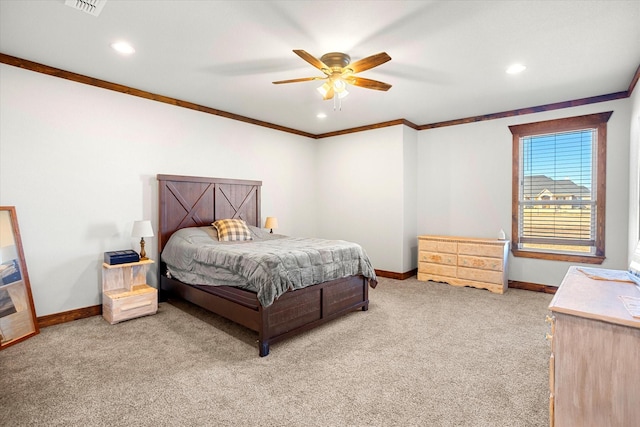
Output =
[{"x1": 0, "y1": 277, "x2": 553, "y2": 426}]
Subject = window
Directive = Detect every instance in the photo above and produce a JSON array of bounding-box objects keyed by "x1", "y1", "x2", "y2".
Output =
[{"x1": 509, "y1": 112, "x2": 612, "y2": 264}]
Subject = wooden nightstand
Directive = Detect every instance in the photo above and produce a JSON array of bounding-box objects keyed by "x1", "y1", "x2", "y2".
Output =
[{"x1": 101, "y1": 259, "x2": 157, "y2": 324}]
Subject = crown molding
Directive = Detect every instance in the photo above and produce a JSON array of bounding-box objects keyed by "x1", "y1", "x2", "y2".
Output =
[{"x1": 1, "y1": 52, "x2": 635, "y2": 139}]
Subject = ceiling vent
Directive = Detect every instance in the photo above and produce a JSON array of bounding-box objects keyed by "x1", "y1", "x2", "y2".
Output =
[{"x1": 64, "y1": 0, "x2": 107, "y2": 17}]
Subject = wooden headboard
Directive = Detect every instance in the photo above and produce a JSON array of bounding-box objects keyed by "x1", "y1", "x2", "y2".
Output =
[{"x1": 157, "y1": 174, "x2": 262, "y2": 253}]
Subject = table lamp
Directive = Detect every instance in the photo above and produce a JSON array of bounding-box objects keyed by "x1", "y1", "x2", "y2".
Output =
[
  {"x1": 264, "y1": 217, "x2": 278, "y2": 234},
  {"x1": 131, "y1": 220, "x2": 154, "y2": 260}
]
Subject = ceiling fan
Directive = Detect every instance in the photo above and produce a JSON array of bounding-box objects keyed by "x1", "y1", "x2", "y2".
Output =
[{"x1": 272, "y1": 50, "x2": 392, "y2": 101}]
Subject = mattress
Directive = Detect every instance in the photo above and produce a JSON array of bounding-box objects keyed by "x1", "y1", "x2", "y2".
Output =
[{"x1": 161, "y1": 226, "x2": 377, "y2": 307}]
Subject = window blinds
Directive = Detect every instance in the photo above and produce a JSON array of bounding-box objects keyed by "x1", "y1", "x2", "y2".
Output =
[{"x1": 519, "y1": 129, "x2": 596, "y2": 249}]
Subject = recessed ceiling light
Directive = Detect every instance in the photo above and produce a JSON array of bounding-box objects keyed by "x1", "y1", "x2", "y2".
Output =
[
  {"x1": 506, "y1": 63, "x2": 526, "y2": 74},
  {"x1": 111, "y1": 41, "x2": 135, "y2": 55},
  {"x1": 317, "y1": 113, "x2": 327, "y2": 119}
]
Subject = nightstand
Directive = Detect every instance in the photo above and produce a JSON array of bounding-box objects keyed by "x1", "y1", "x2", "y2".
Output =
[{"x1": 101, "y1": 259, "x2": 157, "y2": 324}]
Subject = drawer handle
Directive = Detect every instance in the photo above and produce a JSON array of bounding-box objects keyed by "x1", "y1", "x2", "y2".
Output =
[
  {"x1": 121, "y1": 301, "x2": 152, "y2": 312},
  {"x1": 545, "y1": 315, "x2": 555, "y2": 324},
  {"x1": 545, "y1": 333, "x2": 553, "y2": 342}
]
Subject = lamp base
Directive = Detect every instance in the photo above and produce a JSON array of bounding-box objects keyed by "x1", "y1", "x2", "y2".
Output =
[{"x1": 139, "y1": 237, "x2": 147, "y2": 261}]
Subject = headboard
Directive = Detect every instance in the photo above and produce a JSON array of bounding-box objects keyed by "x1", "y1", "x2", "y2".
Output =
[{"x1": 157, "y1": 174, "x2": 262, "y2": 253}]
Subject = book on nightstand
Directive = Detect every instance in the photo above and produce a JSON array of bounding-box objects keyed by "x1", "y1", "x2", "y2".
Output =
[{"x1": 104, "y1": 250, "x2": 140, "y2": 265}]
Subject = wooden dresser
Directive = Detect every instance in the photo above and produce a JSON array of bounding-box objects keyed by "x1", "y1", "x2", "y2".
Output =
[
  {"x1": 417, "y1": 235, "x2": 509, "y2": 293},
  {"x1": 547, "y1": 266, "x2": 640, "y2": 427}
]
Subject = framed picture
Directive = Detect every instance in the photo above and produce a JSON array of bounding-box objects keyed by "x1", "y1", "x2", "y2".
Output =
[{"x1": 0, "y1": 206, "x2": 38, "y2": 349}]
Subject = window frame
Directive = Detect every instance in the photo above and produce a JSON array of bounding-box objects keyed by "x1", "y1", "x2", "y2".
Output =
[{"x1": 509, "y1": 111, "x2": 612, "y2": 264}]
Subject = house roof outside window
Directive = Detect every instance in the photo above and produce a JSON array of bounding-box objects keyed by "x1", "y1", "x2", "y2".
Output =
[{"x1": 523, "y1": 175, "x2": 590, "y2": 200}]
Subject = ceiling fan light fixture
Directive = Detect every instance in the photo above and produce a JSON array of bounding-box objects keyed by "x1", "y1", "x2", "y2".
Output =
[
  {"x1": 317, "y1": 82, "x2": 332, "y2": 98},
  {"x1": 317, "y1": 80, "x2": 349, "y2": 100},
  {"x1": 275, "y1": 49, "x2": 391, "y2": 103}
]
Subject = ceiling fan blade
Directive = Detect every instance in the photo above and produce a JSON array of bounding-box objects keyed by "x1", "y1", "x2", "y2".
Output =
[
  {"x1": 293, "y1": 50, "x2": 331, "y2": 74},
  {"x1": 346, "y1": 52, "x2": 391, "y2": 73},
  {"x1": 345, "y1": 76, "x2": 392, "y2": 91},
  {"x1": 272, "y1": 76, "x2": 325, "y2": 84}
]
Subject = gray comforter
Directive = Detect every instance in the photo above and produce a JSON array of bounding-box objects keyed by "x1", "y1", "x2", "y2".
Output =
[{"x1": 161, "y1": 226, "x2": 377, "y2": 307}]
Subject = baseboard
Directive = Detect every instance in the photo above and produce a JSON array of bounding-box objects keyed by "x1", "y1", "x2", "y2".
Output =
[
  {"x1": 37, "y1": 305, "x2": 102, "y2": 328},
  {"x1": 375, "y1": 269, "x2": 417, "y2": 280},
  {"x1": 35, "y1": 278, "x2": 553, "y2": 328},
  {"x1": 508, "y1": 280, "x2": 557, "y2": 294},
  {"x1": 376, "y1": 270, "x2": 559, "y2": 294}
]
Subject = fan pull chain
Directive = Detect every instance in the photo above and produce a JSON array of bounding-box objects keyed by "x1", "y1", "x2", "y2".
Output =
[{"x1": 333, "y1": 94, "x2": 343, "y2": 111}]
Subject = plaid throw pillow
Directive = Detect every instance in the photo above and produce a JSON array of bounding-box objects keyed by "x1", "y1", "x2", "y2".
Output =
[{"x1": 212, "y1": 219, "x2": 253, "y2": 242}]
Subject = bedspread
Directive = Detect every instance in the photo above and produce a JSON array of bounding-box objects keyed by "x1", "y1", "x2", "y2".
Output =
[{"x1": 161, "y1": 227, "x2": 377, "y2": 307}]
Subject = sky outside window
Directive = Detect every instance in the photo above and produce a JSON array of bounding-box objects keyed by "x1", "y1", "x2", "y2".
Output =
[{"x1": 522, "y1": 129, "x2": 594, "y2": 191}]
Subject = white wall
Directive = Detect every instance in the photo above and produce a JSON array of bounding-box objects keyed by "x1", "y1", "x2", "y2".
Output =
[
  {"x1": 417, "y1": 99, "x2": 632, "y2": 287},
  {"x1": 315, "y1": 126, "x2": 406, "y2": 272},
  {"x1": 1, "y1": 61, "x2": 637, "y2": 317},
  {"x1": 402, "y1": 126, "x2": 418, "y2": 273},
  {"x1": 0, "y1": 64, "x2": 318, "y2": 316},
  {"x1": 629, "y1": 83, "x2": 640, "y2": 262}
]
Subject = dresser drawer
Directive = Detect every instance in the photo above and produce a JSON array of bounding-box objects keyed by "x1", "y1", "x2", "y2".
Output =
[
  {"x1": 458, "y1": 255, "x2": 504, "y2": 271},
  {"x1": 419, "y1": 251, "x2": 457, "y2": 265},
  {"x1": 457, "y1": 266, "x2": 503, "y2": 284},
  {"x1": 419, "y1": 261, "x2": 457, "y2": 278},
  {"x1": 419, "y1": 239, "x2": 457, "y2": 254},
  {"x1": 458, "y1": 243, "x2": 505, "y2": 258}
]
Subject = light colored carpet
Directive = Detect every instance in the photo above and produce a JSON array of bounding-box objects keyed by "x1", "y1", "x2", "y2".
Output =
[{"x1": 0, "y1": 277, "x2": 553, "y2": 426}]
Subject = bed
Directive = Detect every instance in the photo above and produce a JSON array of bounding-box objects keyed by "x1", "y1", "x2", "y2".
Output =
[{"x1": 157, "y1": 174, "x2": 377, "y2": 356}]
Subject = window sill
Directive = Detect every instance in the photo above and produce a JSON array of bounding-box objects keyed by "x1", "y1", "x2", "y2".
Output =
[{"x1": 511, "y1": 249, "x2": 605, "y2": 264}]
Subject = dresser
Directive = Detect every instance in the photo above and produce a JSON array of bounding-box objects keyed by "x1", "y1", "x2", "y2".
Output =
[
  {"x1": 417, "y1": 235, "x2": 509, "y2": 293},
  {"x1": 547, "y1": 266, "x2": 640, "y2": 427}
]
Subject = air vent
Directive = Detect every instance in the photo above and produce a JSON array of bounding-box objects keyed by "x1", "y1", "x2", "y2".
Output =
[{"x1": 65, "y1": 0, "x2": 107, "y2": 17}]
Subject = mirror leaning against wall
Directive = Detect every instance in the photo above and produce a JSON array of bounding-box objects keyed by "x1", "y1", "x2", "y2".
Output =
[{"x1": 0, "y1": 206, "x2": 38, "y2": 349}]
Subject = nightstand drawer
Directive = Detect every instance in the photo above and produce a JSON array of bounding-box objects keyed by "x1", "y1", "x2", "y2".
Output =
[{"x1": 103, "y1": 284, "x2": 157, "y2": 324}]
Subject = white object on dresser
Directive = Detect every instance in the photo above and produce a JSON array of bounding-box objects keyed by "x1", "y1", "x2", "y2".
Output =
[
  {"x1": 101, "y1": 259, "x2": 157, "y2": 324},
  {"x1": 417, "y1": 235, "x2": 510, "y2": 294}
]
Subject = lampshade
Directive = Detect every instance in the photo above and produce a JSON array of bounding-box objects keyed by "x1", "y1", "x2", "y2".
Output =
[
  {"x1": 316, "y1": 82, "x2": 332, "y2": 99},
  {"x1": 317, "y1": 79, "x2": 349, "y2": 100},
  {"x1": 131, "y1": 220, "x2": 154, "y2": 238},
  {"x1": 264, "y1": 217, "x2": 278, "y2": 230}
]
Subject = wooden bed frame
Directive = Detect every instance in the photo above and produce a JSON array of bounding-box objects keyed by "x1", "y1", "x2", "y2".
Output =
[{"x1": 157, "y1": 174, "x2": 371, "y2": 356}]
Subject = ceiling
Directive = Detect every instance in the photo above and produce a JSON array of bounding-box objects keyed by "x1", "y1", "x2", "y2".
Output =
[{"x1": 1, "y1": 0, "x2": 639, "y2": 136}]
